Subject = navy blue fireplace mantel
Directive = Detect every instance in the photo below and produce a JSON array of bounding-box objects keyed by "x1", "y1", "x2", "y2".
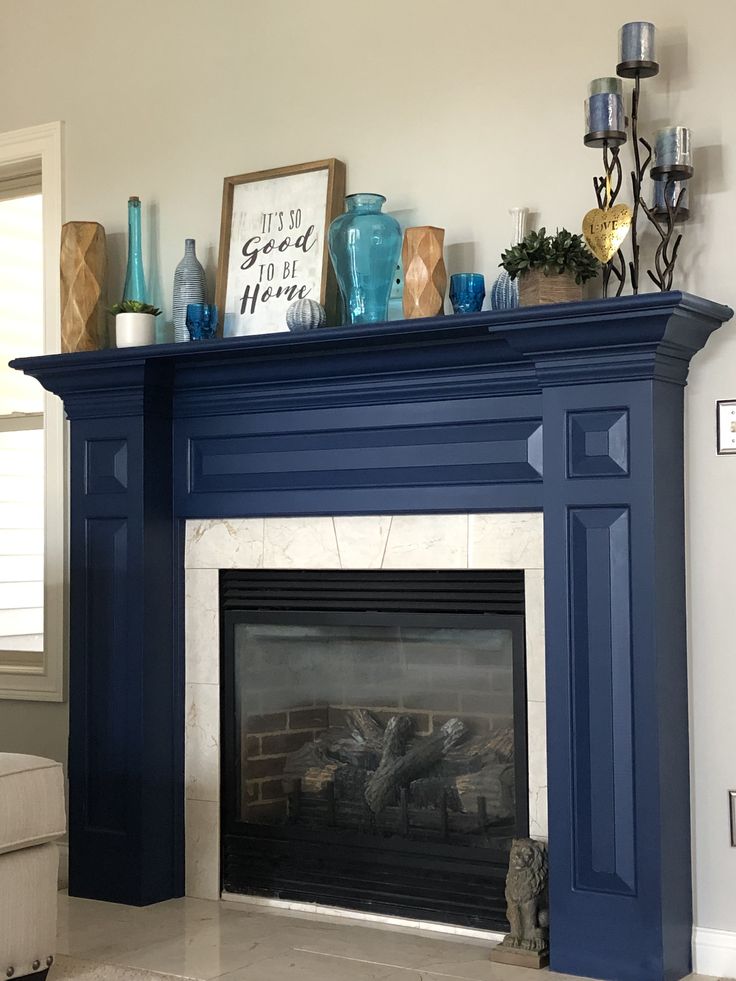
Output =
[{"x1": 13, "y1": 292, "x2": 733, "y2": 981}]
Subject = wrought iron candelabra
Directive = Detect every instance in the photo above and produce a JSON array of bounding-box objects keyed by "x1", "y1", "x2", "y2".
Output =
[{"x1": 585, "y1": 22, "x2": 693, "y2": 295}]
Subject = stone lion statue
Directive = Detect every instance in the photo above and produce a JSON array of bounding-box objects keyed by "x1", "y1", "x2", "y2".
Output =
[{"x1": 499, "y1": 837, "x2": 549, "y2": 952}]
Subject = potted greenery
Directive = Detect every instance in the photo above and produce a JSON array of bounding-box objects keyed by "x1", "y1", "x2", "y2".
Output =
[
  {"x1": 499, "y1": 227, "x2": 599, "y2": 306},
  {"x1": 109, "y1": 300, "x2": 161, "y2": 348}
]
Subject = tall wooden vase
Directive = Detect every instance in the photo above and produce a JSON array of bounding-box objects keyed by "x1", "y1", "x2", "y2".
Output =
[
  {"x1": 60, "y1": 221, "x2": 107, "y2": 352},
  {"x1": 402, "y1": 226, "x2": 447, "y2": 319}
]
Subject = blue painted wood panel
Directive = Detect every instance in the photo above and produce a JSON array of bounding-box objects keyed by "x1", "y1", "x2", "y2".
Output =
[
  {"x1": 85, "y1": 438, "x2": 129, "y2": 494},
  {"x1": 175, "y1": 392, "x2": 545, "y2": 517},
  {"x1": 179, "y1": 398, "x2": 543, "y2": 515},
  {"x1": 540, "y1": 374, "x2": 698, "y2": 981},
  {"x1": 68, "y1": 409, "x2": 180, "y2": 907},
  {"x1": 568, "y1": 506, "x2": 635, "y2": 895},
  {"x1": 189, "y1": 418, "x2": 543, "y2": 492},
  {"x1": 568, "y1": 409, "x2": 629, "y2": 477},
  {"x1": 84, "y1": 516, "x2": 129, "y2": 834}
]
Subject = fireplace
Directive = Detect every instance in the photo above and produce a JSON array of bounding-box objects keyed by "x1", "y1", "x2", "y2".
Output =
[
  {"x1": 14, "y1": 293, "x2": 733, "y2": 981},
  {"x1": 220, "y1": 569, "x2": 528, "y2": 929}
]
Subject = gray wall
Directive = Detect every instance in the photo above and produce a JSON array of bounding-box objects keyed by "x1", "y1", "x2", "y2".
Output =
[{"x1": 0, "y1": 700, "x2": 67, "y2": 765}]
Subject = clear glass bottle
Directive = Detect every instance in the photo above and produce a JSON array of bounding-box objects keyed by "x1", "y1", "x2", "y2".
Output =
[
  {"x1": 122, "y1": 196, "x2": 147, "y2": 303},
  {"x1": 328, "y1": 193, "x2": 402, "y2": 325},
  {"x1": 490, "y1": 207, "x2": 528, "y2": 311}
]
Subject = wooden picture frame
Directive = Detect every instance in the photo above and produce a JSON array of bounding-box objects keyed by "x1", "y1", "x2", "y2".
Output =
[{"x1": 215, "y1": 158, "x2": 345, "y2": 337}]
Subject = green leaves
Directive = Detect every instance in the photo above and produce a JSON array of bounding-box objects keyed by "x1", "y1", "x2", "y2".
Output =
[
  {"x1": 500, "y1": 227, "x2": 599, "y2": 284},
  {"x1": 109, "y1": 300, "x2": 162, "y2": 316}
]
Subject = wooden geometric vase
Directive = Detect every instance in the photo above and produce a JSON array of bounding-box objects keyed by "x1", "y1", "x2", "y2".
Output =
[
  {"x1": 402, "y1": 226, "x2": 447, "y2": 319},
  {"x1": 60, "y1": 221, "x2": 107, "y2": 352}
]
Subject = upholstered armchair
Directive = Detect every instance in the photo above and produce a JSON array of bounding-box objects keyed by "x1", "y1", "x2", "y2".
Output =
[{"x1": 0, "y1": 755, "x2": 66, "y2": 980}]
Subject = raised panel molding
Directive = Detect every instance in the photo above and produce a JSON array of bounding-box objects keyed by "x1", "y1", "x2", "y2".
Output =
[
  {"x1": 568, "y1": 409, "x2": 628, "y2": 478},
  {"x1": 85, "y1": 438, "x2": 129, "y2": 494},
  {"x1": 83, "y1": 517, "x2": 129, "y2": 833},
  {"x1": 568, "y1": 506, "x2": 635, "y2": 895},
  {"x1": 186, "y1": 418, "x2": 543, "y2": 499}
]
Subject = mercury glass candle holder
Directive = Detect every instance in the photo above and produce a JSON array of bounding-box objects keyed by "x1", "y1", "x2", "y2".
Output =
[
  {"x1": 617, "y1": 21, "x2": 659, "y2": 77},
  {"x1": 652, "y1": 126, "x2": 694, "y2": 180},
  {"x1": 584, "y1": 88, "x2": 626, "y2": 148}
]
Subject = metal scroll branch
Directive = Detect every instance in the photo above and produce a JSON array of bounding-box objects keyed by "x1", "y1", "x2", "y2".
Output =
[
  {"x1": 641, "y1": 178, "x2": 687, "y2": 291},
  {"x1": 592, "y1": 145, "x2": 627, "y2": 296},
  {"x1": 626, "y1": 72, "x2": 690, "y2": 292},
  {"x1": 627, "y1": 73, "x2": 652, "y2": 292}
]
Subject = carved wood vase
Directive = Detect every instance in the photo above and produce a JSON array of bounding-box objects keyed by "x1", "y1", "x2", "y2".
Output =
[
  {"x1": 60, "y1": 221, "x2": 107, "y2": 352},
  {"x1": 402, "y1": 226, "x2": 447, "y2": 318}
]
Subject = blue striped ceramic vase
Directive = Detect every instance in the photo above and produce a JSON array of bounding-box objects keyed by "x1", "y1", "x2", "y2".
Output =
[{"x1": 173, "y1": 239, "x2": 206, "y2": 343}]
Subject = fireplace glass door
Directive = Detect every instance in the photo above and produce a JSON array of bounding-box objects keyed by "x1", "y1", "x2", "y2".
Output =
[{"x1": 221, "y1": 570, "x2": 528, "y2": 930}]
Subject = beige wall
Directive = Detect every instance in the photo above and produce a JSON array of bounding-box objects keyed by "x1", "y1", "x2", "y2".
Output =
[
  {"x1": 0, "y1": 0, "x2": 734, "y2": 935},
  {"x1": 0, "y1": 700, "x2": 67, "y2": 765}
]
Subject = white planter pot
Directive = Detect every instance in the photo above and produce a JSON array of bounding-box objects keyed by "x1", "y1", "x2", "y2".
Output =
[{"x1": 115, "y1": 312, "x2": 156, "y2": 348}]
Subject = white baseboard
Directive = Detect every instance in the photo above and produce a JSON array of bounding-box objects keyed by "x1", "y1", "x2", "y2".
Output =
[
  {"x1": 693, "y1": 926, "x2": 736, "y2": 979},
  {"x1": 221, "y1": 892, "x2": 504, "y2": 943}
]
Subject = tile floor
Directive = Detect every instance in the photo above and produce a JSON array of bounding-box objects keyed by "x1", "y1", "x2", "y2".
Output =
[{"x1": 56, "y1": 893, "x2": 719, "y2": 981}]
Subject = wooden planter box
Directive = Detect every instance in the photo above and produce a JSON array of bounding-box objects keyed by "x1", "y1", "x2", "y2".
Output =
[{"x1": 518, "y1": 269, "x2": 582, "y2": 307}]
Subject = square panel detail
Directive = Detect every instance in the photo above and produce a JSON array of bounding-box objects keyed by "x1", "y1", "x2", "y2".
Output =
[
  {"x1": 86, "y1": 438, "x2": 128, "y2": 495},
  {"x1": 567, "y1": 409, "x2": 628, "y2": 478}
]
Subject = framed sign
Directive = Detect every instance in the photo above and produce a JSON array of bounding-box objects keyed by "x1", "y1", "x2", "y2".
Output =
[{"x1": 216, "y1": 158, "x2": 345, "y2": 337}]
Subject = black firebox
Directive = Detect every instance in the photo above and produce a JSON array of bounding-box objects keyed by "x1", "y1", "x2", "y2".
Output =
[{"x1": 220, "y1": 569, "x2": 528, "y2": 931}]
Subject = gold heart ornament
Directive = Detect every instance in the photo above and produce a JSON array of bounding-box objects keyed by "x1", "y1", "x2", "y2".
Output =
[{"x1": 582, "y1": 203, "x2": 633, "y2": 264}]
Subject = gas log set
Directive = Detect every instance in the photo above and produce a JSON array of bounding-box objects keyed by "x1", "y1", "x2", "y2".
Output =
[{"x1": 276, "y1": 708, "x2": 516, "y2": 845}]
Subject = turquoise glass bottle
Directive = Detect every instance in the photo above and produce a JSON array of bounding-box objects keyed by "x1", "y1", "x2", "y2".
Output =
[
  {"x1": 328, "y1": 193, "x2": 401, "y2": 325},
  {"x1": 122, "y1": 195, "x2": 147, "y2": 303}
]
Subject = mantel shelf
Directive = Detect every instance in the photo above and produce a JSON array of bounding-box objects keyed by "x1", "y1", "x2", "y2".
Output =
[
  {"x1": 10, "y1": 292, "x2": 733, "y2": 429},
  {"x1": 12, "y1": 290, "x2": 732, "y2": 377}
]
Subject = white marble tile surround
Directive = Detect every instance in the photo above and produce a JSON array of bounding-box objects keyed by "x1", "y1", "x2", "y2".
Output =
[{"x1": 184, "y1": 514, "x2": 547, "y2": 908}]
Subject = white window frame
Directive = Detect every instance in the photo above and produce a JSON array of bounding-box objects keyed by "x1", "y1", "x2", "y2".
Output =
[{"x1": 0, "y1": 121, "x2": 65, "y2": 700}]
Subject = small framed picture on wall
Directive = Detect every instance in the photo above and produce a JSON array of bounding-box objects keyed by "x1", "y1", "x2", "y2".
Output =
[{"x1": 216, "y1": 158, "x2": 346, "y2": 337}]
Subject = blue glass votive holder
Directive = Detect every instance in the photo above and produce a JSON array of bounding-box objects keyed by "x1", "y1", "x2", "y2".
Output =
[
  {"x1": 449, "y1": 274, "x2": 486, "y2": 314},
  {"x1": 186, "y1": 303, "x2": 218, "y2": 340}
]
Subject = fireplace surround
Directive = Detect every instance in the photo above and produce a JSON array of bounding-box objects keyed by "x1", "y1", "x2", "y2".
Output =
[
  {"x1": 184, "y1": 515, "x2": 546, "y2": 933},
  {"x1": 12, "y1": 291, "x2": 733, "y2": 981}
]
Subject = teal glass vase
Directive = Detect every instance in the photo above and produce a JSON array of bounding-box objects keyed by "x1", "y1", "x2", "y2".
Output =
[
  {"x1": 122, "y1": 195, "x2": 147, "y2": 303},
  {"x1": 328, "y1": 193, "x2": 401, "y2": 325}
]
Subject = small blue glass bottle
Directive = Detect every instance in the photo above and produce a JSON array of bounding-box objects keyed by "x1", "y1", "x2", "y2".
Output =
[
  {"x1": 122, "y1": 196, "x2": 147, "y2": 303},
  {"x1": 328, "y1": 193, "x2": 401, "y2": 325}
]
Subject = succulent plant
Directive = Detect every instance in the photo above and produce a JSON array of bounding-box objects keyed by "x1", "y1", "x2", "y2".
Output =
[
  {"x1": 500, "y1": 227, "x2": 599, "y2": 285},
  {"x1": 109, "y1": 299, "x2": 162, "y2": 316}
]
